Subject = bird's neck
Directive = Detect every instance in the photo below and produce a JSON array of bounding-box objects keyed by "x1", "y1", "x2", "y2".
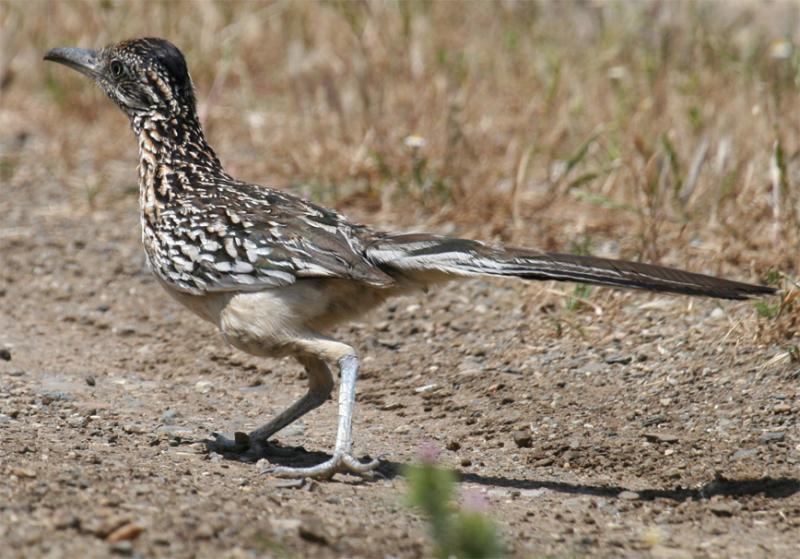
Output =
[
  {"x1": 132, "y1": 106, "x2": 230, "y2": 227},
  {"x1": 132, "y1": 106, "x2": 228, "y2": 196}
]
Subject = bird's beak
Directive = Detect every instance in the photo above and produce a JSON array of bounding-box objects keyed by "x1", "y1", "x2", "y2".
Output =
[{"x1": 44, "y1": 47, "x2": 101, "y2": 79}]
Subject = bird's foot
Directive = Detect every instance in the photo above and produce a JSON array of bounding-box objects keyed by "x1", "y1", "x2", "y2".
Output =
[
  {"x1": 204, "y1": 432, "x2": 304, "y2": 460},
  {"x1": 206, "y1": 431, "x2": 253, "y2": 454},
  {"x1": 260, "y1": 451, "x2": 380, "y2": 480},
  {"x1": 204, "y1": 431, "x2": 274, "y2": 461}
]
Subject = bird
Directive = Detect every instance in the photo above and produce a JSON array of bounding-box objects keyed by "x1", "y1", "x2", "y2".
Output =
[{"x1": 45, "y1": 37, "x2": 775, "y2": 480}]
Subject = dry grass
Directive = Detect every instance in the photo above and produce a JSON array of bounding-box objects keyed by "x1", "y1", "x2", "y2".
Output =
[{"x1": 2, "y1": 0, "x2": 798, "y2": 332}]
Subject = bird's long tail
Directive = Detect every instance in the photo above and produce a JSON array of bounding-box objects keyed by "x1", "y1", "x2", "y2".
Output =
[{"x1": 366, "y1": 233, "x2": 775, "y2": 300}]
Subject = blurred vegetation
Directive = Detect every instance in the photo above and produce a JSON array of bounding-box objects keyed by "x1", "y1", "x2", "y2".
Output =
[
  {"x1": 1, "y1": 0, "x2": 796, "y2": 332},
  {"x1": 405, "y1": 451, "x2": 506, "y2": 559}
]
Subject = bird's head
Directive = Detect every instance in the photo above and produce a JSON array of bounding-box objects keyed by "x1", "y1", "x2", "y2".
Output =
[{"x1": 45, "y1": 37, "x2": 195, "y2": 119}]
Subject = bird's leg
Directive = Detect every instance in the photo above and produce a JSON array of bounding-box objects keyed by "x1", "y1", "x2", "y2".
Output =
[
  {"x1": 206, "y1": 356, "x2": 334, "y2": 455},
  {"x1": 262, "y1": 353, "x2": 379, "y2": 479}
]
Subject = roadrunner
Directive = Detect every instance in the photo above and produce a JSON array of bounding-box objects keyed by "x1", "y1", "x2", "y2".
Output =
[{"x1": 45, "y1": 38, "x2": 775, "y2": 479}]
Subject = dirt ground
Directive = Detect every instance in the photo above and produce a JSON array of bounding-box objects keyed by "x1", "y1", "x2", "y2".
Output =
[
  {"x1": 1, "y1": 170, "x2": 799, "y2": 559},
  {"x1": 3, "y1": 2, "x2": 800, "y2": 558}
]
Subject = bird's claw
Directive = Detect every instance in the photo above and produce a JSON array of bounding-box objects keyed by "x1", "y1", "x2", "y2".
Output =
[
  {"x1": 260, "y1": 451, "x2": 380, "y2": 480},
  {"x1": 205, "y1": 431, "x2": 252, "y2": 454}
]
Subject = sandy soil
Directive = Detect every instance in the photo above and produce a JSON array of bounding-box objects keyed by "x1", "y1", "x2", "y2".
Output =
[{"x1": 1, "y1": 165, "x2": 799, "y2": 559}]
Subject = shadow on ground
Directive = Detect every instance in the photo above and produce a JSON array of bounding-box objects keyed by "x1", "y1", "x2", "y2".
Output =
[{"x1": 206, "y1": 439, "x2": 800, "y2": 502}]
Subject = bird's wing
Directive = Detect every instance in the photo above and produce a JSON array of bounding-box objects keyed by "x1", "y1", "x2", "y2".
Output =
[{"x1": 156, "y1": 181, "x2": 394, "y2": 294}]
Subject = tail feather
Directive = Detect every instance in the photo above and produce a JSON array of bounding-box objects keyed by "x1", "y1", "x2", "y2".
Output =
[{"x1": 366, "y1": 233, "x2": 775, "y2": 300}]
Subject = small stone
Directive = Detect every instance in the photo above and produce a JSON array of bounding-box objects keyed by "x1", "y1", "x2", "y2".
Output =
[
  {"x1": 641, "y1": 415, "x2": 667, "y2": 427},
  {"x1": 11, "y1": 467, "x2": 36, "y2": 478},
  {"x1": 380, "y1": 402, "x2": 403, "y2": 411},
  {"x1": 709, "y1": 502, "x2": 734, "y2": 517},
  {"x1": 122, "y1": 424, "x2": 144, "y2": 434},
  {"x1": 68, "y1": 416, "x2": 89, "y2": 428},
  {"x1": 487, "y1": 488, "x2": 509, "y2": 499},
  {"x1": 460, "y1": 458, "x2": 472, "y2": 467},
  {"x1": 604, "y1": 355, "x2": 632, "y2": 365},
  {"x1": 106, "y1": 522, "x2": 144, "y2": 543},
  {"x1": 298, "y1": 515, "x2": 329, "y2": 545},
  {"x1": 271, "y1": 518, "x2": 302, "y2": 535},
  {"x1": 376, "y1": 338, "x2": 401, "y2": 350},
  {"x1": 272, "y1": 478, "x2": 305, "y2": 489},
  {"x1": 414, "y1": 383, "x2": 438, "y2": 393},
  {"x1": 512, "y1": 430, "x2": 533, "y2": 448},
  {"x1": 161, "y1": 409, "x2": 179, "y2": 423},
  {"x1": 51, "y1": 512, "x2": 80, "y2": 530},
  {"x1": 394, "y1": 425, "x2": 410, "y2": 434},
  {"x1": 643, "y1": 432, "x2": 679, "y2": 444},
  {"x1": 446, "y1": 440, "x2": 461, "y2": 451},
  {"x1": 194, "y1": 380, "x2": 213, "y2": 394},
  {"x1": 774, "y1": 403, "x2": 792, "y2": 413},
  {"x1": 731, "y1": 447, "x2": 758, "y2": 461},
  {"x1": 86, "y1": 376, "x2": 96, "y2": 387},
  {"x1": 114, "y1": 326, "x2": 137, "y2": 337},
  {"x1": 759, "y1": 431, "x2": 785, "y2": 444},
  {"x1": 0, "y1": 348, "x2": 11, "y2": 361},
  {"x1": 109, "y1": 541, "x2": 134, "y2": 556},
  {"x1": 618, "y1": 491, "x2": 639, "y2": 500}
]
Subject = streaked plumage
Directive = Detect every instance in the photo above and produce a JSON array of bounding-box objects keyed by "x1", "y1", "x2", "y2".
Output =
[{"x1": 45, "y1": 38, "x2": 775, "y2": 479}]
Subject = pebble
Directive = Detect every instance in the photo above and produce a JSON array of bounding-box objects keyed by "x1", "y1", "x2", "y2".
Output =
[
  {"x1": 109, "y1": 541, "x2": 134, "y2": 556},
  {"x1": 51, "y1": 512, "x2": 80, "y2": 530},
  {"x1": 113, "y1": 325, "x2": 137, "y2": 337},
  {"x1": 414, "y1": 383, "x2": 438, "y2": 393},
  {"x1": 446, "y1": 440, "x2": 461, "y2": 451},
  {"x1": 161, "y1": 409, "x2": 179, "y2": 423},
  {"x1": 604, "y1": 355, "x2": 632, "y2": 365},
  {"x1": 68, "y1": 416, "x2": 89, "y2": 428},
  {"x1": 460, "y1": 458, "x2": 472, "y2": 467},
  {"x1": 641, "y1": 415, "x2": 668, "y2": 427},
  {"x1": 376, "y1": 338, "x2": 401, "y2": 350},
  {"x1": 271, "y1": 518, "x2": 302, "y2": 534},
  {"x1": 618, "y1": 491, "x2": 639, "y2": 500},
  {"x1": 194, "y1": 380, "x2": 214, "y2": 394},
  {"x1": 0, "y1": 348, "x2": 11, "y2": 361},
  {"x1": 709, "y1": 501, "x2": 734, "y2": 517},
  {"x1": 272, "y1": 478, "x2": 305, "y2": 489},
  {"x1": 11, "y1": 467, "x2": 37, "y2": 478},
  {"x1": 298, "y1": 515, "x2": 329, "y2": 545},
  {"x1": 576, "y1": 362, "x2": 606, "y2": 375},
  {"x1": 86, "y1": 376, "x2": 96, "y2": 387},
  {"x1": 512, "y1": 430, "x2": 533, "y2": 448},
  {"x1": 393, "y1": 425, "x2": 409, "y2": 434},
  {"x1": 644, "y1": 432, "x2": 679, "y2": 444},
  {"x1": 487, "y1": 488, "x2": 509, "y2": 499},
  {"x1": 758, "y1": 431, "x2": 785, "y2": 444},
  {"x1": 731, "y1": 448, "x2": 758, "y2": 461},
  {"x1": 106, "y1": 522, "x2": 144, "y2": 543}
]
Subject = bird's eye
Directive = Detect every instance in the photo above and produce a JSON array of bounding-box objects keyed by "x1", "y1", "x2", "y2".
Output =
[{"x1": 110, "y1": 60, "x2": 124, "y2": 78}]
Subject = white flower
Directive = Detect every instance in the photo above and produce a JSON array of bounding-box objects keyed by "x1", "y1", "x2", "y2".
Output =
[
  {"x1": 769, "y1": 39, "x2": 793, "y2": 60},
  {"x1": 404, "y1": 134, "x2": 427, "y2": 150}
]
